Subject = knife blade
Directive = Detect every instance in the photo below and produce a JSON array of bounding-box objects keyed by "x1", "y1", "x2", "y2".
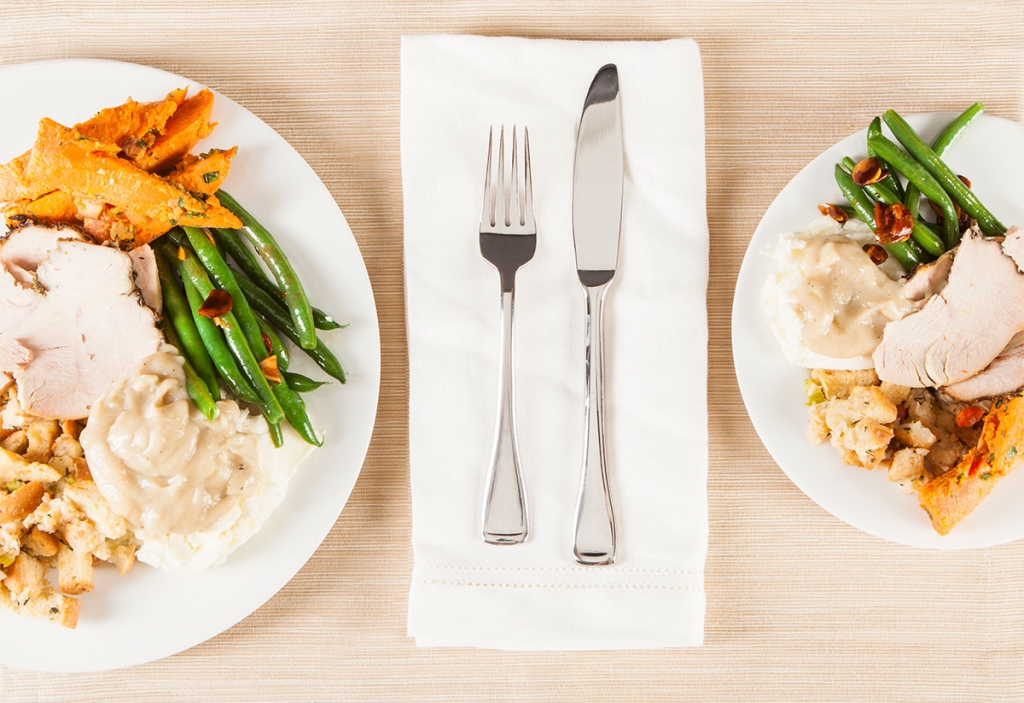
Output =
[{"x1": 571, "y1": 64, "x2": 623, "y2": 566}]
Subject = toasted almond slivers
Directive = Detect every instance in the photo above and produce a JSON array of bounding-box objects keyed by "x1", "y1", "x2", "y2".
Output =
[{"x1": 259, "y1": 355, "x2": 281, "y2": 384}]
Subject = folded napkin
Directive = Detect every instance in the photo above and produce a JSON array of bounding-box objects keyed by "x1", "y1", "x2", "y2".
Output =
[{"x1": 402, "y1": 35, "x2": 709, "y2": 649}]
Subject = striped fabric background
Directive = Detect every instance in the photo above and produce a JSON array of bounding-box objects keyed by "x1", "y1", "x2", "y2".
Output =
[{"x1": 2, "y1": 1, "x2": 1024, "y2": 700}]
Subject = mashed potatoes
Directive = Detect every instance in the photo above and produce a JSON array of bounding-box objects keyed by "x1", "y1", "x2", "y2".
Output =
[
  {"x1": 762, "y1": 216, "x2": 912, "y2": 369},
  {"x1": 80, "y1": 351, "x2": 314, "y2": 572}
]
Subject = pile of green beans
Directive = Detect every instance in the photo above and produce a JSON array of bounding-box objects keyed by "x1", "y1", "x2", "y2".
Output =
[
  {"x1": 831, "y1": 103, "x2": 1000, "y2": 269},
  {"x1": 155, "y1": 199, "x2": 345, "y2": 447}
]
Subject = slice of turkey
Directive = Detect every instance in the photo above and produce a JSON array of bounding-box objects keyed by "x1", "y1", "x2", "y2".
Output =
[
  {"x1": 874, "y1": 229, "x2": 1024, "y2": 388},
  {"x1": 944, "y1": 331, "x2": 1024, "y2": 401},
  {"x1": 0, "y1": 223, "x2": 160, "y2": 310},
  {"x1": 0, "y1": 225, "x2": 162, "y2": 419}
]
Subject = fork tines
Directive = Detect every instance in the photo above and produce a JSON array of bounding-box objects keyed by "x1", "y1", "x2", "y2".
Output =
[{"x1": 481, "y1": 125, "x2": 535, "y2": 234}]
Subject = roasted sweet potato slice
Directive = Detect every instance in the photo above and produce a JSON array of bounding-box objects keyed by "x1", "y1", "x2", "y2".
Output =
[
  {"x1": 919, "y1": 394, "x2": 1024, "y2": 534},
  {"x1": 76, "y1": 95, "x2": 179, "y2": 159},
  {"x1": 0, "y1": 154, "x2": 41, "y2": 204},
  {"x1": 0, "y1": 91, "x2": 183, "y2": 204},
  {"x1": 131, "y1": 89, "x2": 215, "y2": 174},
  {"x1": 2, "y1": 190, "x2": 79, "y2": 226},
  {"x1": 166, "y1": 147, "x2": 237, "y2": 195},
  {"x1": 22, "y1": 118, "x2": 240, "y2": 246}
]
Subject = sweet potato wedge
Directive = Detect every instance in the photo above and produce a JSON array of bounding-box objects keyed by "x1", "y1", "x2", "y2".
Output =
[
  {"x1": 919, "y1": 394, "x2": 1024, "y2": 534},
  {"x1": 76, "y1": 94, "x2": 179, "y2": 159},
  {"x1": 166, "y1": 147, "x2": 237, "y2": 195},
  {"x1": 23, "y1": 118, "x2": 240, "y2": 246},
  {"x1": 1, "y1": 190, "x2": 79, "y2": 227},
  {"x1": 131, "y1": 89, "x2": 215, "y2": 174},
  {"x1": 0, "y1": 154, "x2": 41, "y2": 204},
  {"x1": 0, "y1": 91, "x2": 183, "y2": 204}
]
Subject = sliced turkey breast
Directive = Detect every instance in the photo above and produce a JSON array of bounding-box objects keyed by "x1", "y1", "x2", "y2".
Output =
[
  {"x1": 0, "y1": 223, "x2": 160, "y2": 313},
  {"x1": 1000, "y1": 225, "x2": 1024, "y2": 269},
  {"x1": 0, "y1": 226, "x2": 162, "y2": 419},
  {"x1": 902, "y1": 248, "x2": 954, "y2": 303},
  {"x1": 944, "y1": 331, "x2": 1024, "y2": 401},
  {"x1": 873, "y1": 230, "x2": 1024, "y2": 387},
  {"x1": 0, "y1": 222, "x2": 83, "y2": 285},
  {"x1": 127, "y1": 245, "x2": 161, "y2": 313}
]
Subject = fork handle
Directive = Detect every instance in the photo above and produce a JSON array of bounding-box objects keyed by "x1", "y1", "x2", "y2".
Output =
[
  {"x1": 573, "y1": 282, "x2": 616, "y2": 565},
  {"x1": 482, "y1": 288, "x2": 529, "y2": 544}
]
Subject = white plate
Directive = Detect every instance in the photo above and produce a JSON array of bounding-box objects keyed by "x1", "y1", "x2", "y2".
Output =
[
  {"x1": 733, "y1": 111, "x2": 1024, "y2": 550},
  {"x1": 0, "y1": 59, "x2": 380, "y2": 670}
]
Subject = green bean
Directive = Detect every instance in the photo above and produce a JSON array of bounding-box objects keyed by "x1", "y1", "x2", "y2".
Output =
[
  {"x1": 156, "y1": 253, "x2": 220, "y2": 399},
  {"x1": 181, "y1": 227, "x2": 320, "y2": 446},
  {"x1": 866, "y1": 134, "x2": 961, "y2": 249},
  {"x1": 866, "y1": 117, "x2": 905, "y2": 200},
  {"x1": 159, "y1": 319, "x2": 219, "y2": 421},
  {"x1": 883, "y1": 109, "x2": 1005, "y2": 237},
  {"x1": 834, "y1": 164, "x2": 923, "y2": 270},
  {"x1": 934, "y1": 103, "x2": 984, "y2": 155},
  {"x1": 283, "y1": 371, "x2": 330, "y2": 393},
  {"x1": 841, "y1": 157, "x2": 945, "y2": 257},
  {"x1": 210, "y1": 227, "x2": 341, "y2": 331},
  {"x1": 904, "y1": 103, "x2": 984, "y2": 228},
  {"x1": 179, "y1": 270, "x2": 261, "y2": 405},
  {"x1": 256, "y1": 316, "x2": 290, "y2": 371},
  {"x1": 235, "y1": 274, "x2": 347, "y2": 383},
  {"x1": 268, "y1": 420, "x2": 283, "y2": 448},
  {"x1": 216, "y1": 191, "x2": 317, "y2": 348},
  {"x1": 274, "y1": 377, "x2": 322, "y2": 446},
  {"x1": 161, "y1": 236, "x2": 285, "y2": 425},
  {"x1": 183, "y1": 227, "x2": 267, "y2": 357}
]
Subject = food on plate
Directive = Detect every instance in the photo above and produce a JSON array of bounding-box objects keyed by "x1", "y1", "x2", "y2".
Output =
[
  {"x1": 762, "y1": 216, "x2": 912, "y2": 370},
  {"x1": 80, "y1": 351, "x2": 314, "y2": 571},
  {"x1": 0, "y1": 398, "x2": 139, "y2": 628},
  {"x1": 0, "y1": 88, "x2": 241, "y2": 248},
  {"x1": 764, "y1": 103, "x2": 1024, "y2": 534},
  {"x1": 806, "y1": 368, "x2": 982, "y2": 493},
  {"x1": 0, "y1": 224, "x2": 163, "y2": 419},
  {"x1": 874, "y1": 227, "x2": 1024, "y2": 388},
  {"x1": 0, "y1": 88, "x2": 347, "y2": 625},
  {"x1": 918, "y1": 394, "x2": 1024, "y2": 534}
]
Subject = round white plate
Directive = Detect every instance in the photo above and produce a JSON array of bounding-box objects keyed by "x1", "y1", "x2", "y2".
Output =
[
  {"x1": 733, "y1": 111, "x2": 1024, "y2": 550},
  {"x1": 0, "y1": 59, "x2": 380, "y2": 670}
]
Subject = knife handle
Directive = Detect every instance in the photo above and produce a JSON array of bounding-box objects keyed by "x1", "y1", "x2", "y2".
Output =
[
  {"x1": 573, "y1": 282, "x2": 616, "y2": 565},
  {"x1": 482, "y1": 288, "x2": 529, "y2": 544}
]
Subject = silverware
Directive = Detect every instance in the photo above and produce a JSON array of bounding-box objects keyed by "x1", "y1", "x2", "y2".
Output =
[
  {"x1": 480, "y1": 125, "x2": 536, "y2": 545},
  {"x1": 571, "y1": 65, "x2": 623, "y2": 565}
]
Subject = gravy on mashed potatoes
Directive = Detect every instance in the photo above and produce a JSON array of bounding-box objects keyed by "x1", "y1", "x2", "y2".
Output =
[
  {"x1": 762, "y1": 216, "x2": 913, "y2": 369},
  {"x1": 80, "y1": 350, "x2": 314, "y2": 572}
]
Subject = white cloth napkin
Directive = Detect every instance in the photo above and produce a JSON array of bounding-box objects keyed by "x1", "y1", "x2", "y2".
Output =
[{"x1": 402, "y1": 35, "x2": 709, "y2": 649}]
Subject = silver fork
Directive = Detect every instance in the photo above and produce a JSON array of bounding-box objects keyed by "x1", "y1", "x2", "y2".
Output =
[{"x1": 479, "y1": 125, "x2": 536, "y2": 545}]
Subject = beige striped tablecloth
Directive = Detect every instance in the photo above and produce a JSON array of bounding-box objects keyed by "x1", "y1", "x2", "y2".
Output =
[{"x1": 2, "y1": 1, "x2": 1024, "y2": 700}]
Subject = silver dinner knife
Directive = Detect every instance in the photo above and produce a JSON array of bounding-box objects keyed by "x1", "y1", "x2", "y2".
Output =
[{"x1": 571, "y1": 64, "x2": 623, "y2": 566}]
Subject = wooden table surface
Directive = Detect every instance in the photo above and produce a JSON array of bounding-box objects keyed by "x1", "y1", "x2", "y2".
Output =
[{"x1": 2, "y1": 1, "x2": 1024, "y2": 700}]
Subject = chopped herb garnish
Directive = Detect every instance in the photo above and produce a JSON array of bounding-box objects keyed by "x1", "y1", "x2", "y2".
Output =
[
  {"x1": 980, "y1": 472, "x2": 993, "y2": 481},
  {"x1": 1007, "y1": 446, "x2": 1018, "y2": 460},
  {"x1": 202, "y1": 171, "x2": 220, "y2": 184}
]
